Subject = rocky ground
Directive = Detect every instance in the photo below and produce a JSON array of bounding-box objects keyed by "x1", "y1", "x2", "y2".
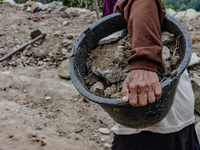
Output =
[{"x1": 0, "y1": 1, "x2": 200, "y2": 150}]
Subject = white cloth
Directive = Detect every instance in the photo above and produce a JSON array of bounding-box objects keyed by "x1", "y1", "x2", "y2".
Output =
[{"x1": 111, "y1": 69, "x2": 195, "y2": 134}]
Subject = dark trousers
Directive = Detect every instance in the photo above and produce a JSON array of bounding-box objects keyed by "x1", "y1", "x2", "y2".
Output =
[{"x1": 112, "y1": 124, "x2": 200, "y2": 150}]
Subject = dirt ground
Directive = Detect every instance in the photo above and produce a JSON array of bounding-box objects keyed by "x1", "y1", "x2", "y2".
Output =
[
  {"x1": 0, "y1": 2, "x2": 113, "y2": 150},
  {"x1": 0, "y1": 2, "x2": 200, "y2": 150}
]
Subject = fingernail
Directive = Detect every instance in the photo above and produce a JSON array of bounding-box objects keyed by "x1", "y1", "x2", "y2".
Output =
[{"x1": 122, "y1": 96, "x2": 126, "y2": 101}]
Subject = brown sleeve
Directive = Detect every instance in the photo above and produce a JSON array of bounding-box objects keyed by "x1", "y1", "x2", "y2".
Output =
[{"x1": 115, "y1": 0, "x2": 166, "y2": 72}]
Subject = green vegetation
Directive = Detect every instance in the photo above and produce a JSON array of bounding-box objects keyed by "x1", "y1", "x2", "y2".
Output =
[{"x1": 165, "y1": 0, "x2": 200, "y2": 11}]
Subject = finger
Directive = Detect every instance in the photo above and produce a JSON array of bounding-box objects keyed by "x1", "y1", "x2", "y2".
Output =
[
  {"x1": 154, "y1": 83, "x2": 162, "y2": 100},
  {"x1": 121, "y1": 82, "x2": 129, "y2": 103},
  {"x1": 129, "y1": 84, "x2": 140, "y2": 107},
  {"x1": 137, "y1": 82, "x2": 148, "y2": 106},
  {"x1": 147, "y1": 89, "x2": 156, "y2": 103}
]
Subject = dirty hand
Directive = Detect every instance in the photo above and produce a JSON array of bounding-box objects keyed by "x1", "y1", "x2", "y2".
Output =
[{"x1": 121, "y1": 70, "x2": 162, "y2": 107}]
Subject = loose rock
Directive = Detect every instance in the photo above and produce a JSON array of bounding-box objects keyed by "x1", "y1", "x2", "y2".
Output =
[
  {"x1": 31, "y1": 2, "x2": 39, "y2": 13},
  {"x1": 98, "y1": 128, "x2": 110, "y2": 135},
  {"x1": 62, "y1": 21, "x2": 69, "y2": 26},
  {"x1": 99, "y1": 29, "x2": 127, "y2": 45},
  {"x1": 104, "y1": 143, "x2": 112, "y2": 149},
  {"x1": 57, "y1": 59, "x2": 70, "y2": 79},
  {"x1": 161, "y1": 31, "x2": 175, "y2": 44},
  {"x1": 48, "y1": 1, "x2": 63, "y2": 9},
  {"x1": 162, "y1": 46, "x2": 170, "y2": 61},
  {"x1": 90, "y1": 82, "x2": 104, "y2": 97},
  {"x1": 188, "y1": 53, "x2": 200, "y2": 67},
  {"x1": 104, "y1": 85, "x2": 117, "y2": 98}
]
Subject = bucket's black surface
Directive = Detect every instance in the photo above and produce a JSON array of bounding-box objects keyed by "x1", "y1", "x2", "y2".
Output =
[{"x1": 69, "y1": 13, "x2": 192, "y2": 128}]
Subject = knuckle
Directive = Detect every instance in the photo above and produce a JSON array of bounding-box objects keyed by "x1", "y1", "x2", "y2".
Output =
[
  {"x1": 129, "y1": 84, "x2": 136, "y2": 90},
  {"x1": 137, "y1": 82, "x2": 146, "y2": 89},
  {"x1": 147, "y1": 81, "x2": 154, "y2": 87}
]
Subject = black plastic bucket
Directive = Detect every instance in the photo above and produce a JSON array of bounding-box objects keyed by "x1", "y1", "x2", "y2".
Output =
[{"x1": 69, "y1": 13, "x2": 192, "y2": 128}]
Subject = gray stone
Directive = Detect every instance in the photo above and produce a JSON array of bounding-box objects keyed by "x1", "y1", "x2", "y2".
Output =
[
  {"x1": 45, "y1": 96, "x2": 52, "y2": 100},
  {"x1": 37, "y1": 61, "x2": 44, "y2": 66},
  {"x1": 57, "y1": 59, "x2": 70, "y2": 79},
  {"x1": 58, "y1": 6, "x2": 67, "y2": 12},
  {"x1": 54, "y1": 31, "x2": 61, "y2": 36},
  {"x1": 90, "y1": 82, "x2": 104, "y2": 97},
  {"x1": 114, "y1": 51, "x2": 125, "y2": 64},
  {"x1": 98, "y1": 128, "x2": 110, "y2": 135},
  {"x1": 162, "y1": 46, "x2": 170, "y2": 61},
  {"x1": 65, "y1": 53, "x2": 71, "y2": 59},
  {"x1": 171, "y1": 56, "x2": 180, "y2": 66},
  {"x1": 117, "y1": 45, "x2": 125, "y2": 51},
  {"x1": 27, "y1": 6, "x2": 31, "y2": 12},
  {"x1": 41, "y1": 22, "x2": 47, "y2": 26},
  {"x1": 99, "y1": 29, "x2": 127, "y2": 45},
  {"x1": 61, "y1": 48, "x2": 68, "y2": 55},
  {"x1": 51, "y1": 9, "x2": 60, "y2": 14},
  {"x1": 24, "y1": 1, "x2": 34, "y2": 7},
  {"x1": 84, "y1": 73, "x2": 100, "y2": 86},
  {"x1": 62, "y1": 21, "x2": 69, "y2": 26},
  {"x1": 92, "y1": 67, "x2": 123, "y2": 84},
  {"x1": 166, "y1": 8, "x2": 177, "y2": 17},
  {"x1": 65, "y1": 7, "x2": 90, "y2": 15},
  {"x1": 162, "y1": 61, "x2": 172, "y2": 76},
  {"x1": 104, "y1": 143, "x2": 112, "y2": 149},
  {"x1": 23, "y1": 89, "x2": 28, "y2": 93},
  {"x1": 31, "y1": 2, "x2": 39, "y2": 13},
  {"x1": 174, "y1": 9, "x2": 198, "y2": 22},
  {"x1": 62, "y1": 39, "x2": 73, "y2": 46},
  {"x1": 41, "y1": 4, "x2": 48, "y2": 11},
  {"x1": 48, "y1": 1, "x2": 63, "y2": 9},
  {"x1": 36, "y1": 2, "x2": 43, "y2": 10},
  {"x1": 188, "y1": 53, "x2": 200, "y2": 67},
  {"x1": 104, "y1": 85, "x2": 117, "y2": 98},
  {"x1": 110, "y1": 92, "x2": 121, "y2": 99},
  {"x1": 103, "y1": 70, "x2": 123, "y2": 84},
  {"x1": 161, "y1": 31, "x2": 175, "y2": 44},
  {"x1": 67, "y1": 35, "x2": 74, "y2": 39}
]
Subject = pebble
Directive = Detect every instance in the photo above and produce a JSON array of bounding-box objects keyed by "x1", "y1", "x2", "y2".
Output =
[
  {"x1": 99, "y1": 29, "x2": 127, "y2": 45},
  {"x1": 57, "y1": 59, "x2": 70, "y2": 79},
  {"x1": 45, "y1": 96, "x2": 52, "y2": 100},
  {"x1": 161, "y1": 31, "x2": 175, "y2": 44},
  {"x1": 8, "y1": 134, "x2": 14, "y2": 138},
  {"x1": 66, "y1": 53, "x2": 71, "y2": 59},
  {"x1": 27, "y1": 7, "x2": 31, "y2": 12},
  {"x1": 41, "y1": 23, "x2": 47, "y2": 26},
  {"x1": 54, "y1": 31, "x2": 61, "y2": 36},
  {"x1": 38, "y1": 61, "x2": 44, "y2": 66},
  {"x1": 61, "y1": 48, "x2": 68, "y2": 55},
  {"x1": 23, "y1": 89, "x2": 28, "y2": 93},
  {"x1": 162, "y1": 46, "x2": 170, "y2": 61},
  {"x1": 114, "y1": 51, "x2": 125, "y2": 64},
  {"x1": 98, "y1": 128, "x2": 110, "y2": 135},
  {"x1": 67, "y1": 35, "x2": 74, "y2": 39},
  {"x1": 104, "y1": 85, "x2": 117, "y2": 98},
  {"x1": 101, "y1": 137, "x2": 106, "y2": 142},
  {"x1": 104, "y1": 143, "x2": 112, "y2": 149},
  {"x1": 14, "y1": 30, "x2": 19, "y2": 34},
  {"x1": 62, "y1": 21, "x2": 69, "y2": 26},
  {"x1": 90, "y1": 82, "x2": 104, "y2": 97}
]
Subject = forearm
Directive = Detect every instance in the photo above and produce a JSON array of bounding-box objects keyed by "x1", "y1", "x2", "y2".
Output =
[{"x1": 116, "y1": 0, "x2": 166, "y2": 72}]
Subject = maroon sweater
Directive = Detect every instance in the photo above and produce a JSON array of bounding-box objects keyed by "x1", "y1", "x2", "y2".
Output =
[{"x1": 115, "y1": 0, "x2": 166, "y2": 72}]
